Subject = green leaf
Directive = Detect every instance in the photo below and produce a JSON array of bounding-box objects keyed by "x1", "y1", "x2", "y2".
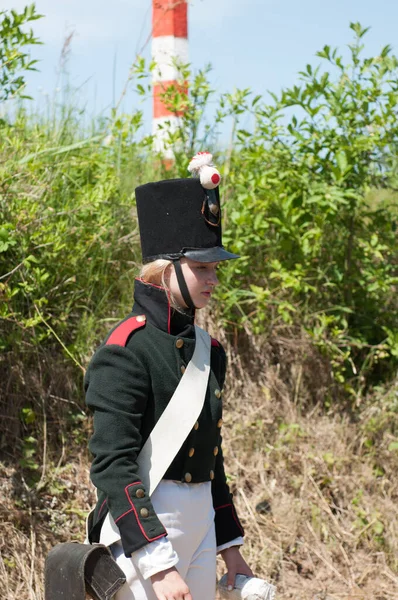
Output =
[{"x1": 336, "y1": 151, "x2": 348, "y2": 173}]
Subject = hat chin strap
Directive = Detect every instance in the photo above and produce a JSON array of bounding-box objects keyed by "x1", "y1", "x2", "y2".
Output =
[{"x1": 173, "y1": 259, "x2": 196, "y2": 311}]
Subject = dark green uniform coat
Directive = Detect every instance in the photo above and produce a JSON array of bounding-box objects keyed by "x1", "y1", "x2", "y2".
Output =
[{"x1": 85, "y1": 279, "x2": 244, "y2": 557}]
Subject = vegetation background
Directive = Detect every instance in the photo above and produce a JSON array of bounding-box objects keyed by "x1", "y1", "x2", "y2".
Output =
[{"x1": 1, "y1": 4, "x2": 398, "y2": 599}]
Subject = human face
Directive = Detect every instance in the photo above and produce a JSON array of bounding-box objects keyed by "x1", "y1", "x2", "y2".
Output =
[{"x1": 167, "y1": 258, "x2": 220, "y2": 309}]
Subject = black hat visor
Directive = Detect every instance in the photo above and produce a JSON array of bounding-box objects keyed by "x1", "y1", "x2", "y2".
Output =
[{"x1": 183, "y1": 246, "x2": 240, "y2": 263}]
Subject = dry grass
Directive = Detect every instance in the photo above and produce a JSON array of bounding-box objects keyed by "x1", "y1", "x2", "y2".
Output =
[
  {"x1": 0, "y1": 458, "x2": 94, "y2": 600},
  {"x1": 1, "y1": 321, "x2": 398, "y2": 599},
  {"x1": 213, "y1": 317, "x2": 398, "y2": 600}
]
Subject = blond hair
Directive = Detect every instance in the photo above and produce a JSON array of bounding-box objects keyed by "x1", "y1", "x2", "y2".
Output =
[
  {"x1": 139, "y1": 259, "x2": 172, "y2": 288},
  {"x1": 139, "y1": 259, "x2": 184, "y2": 311}
]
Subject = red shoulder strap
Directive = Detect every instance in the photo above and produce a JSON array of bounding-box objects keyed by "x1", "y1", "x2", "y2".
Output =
[
  {"x1": 211, "y1": 337, "x2": 220, "y2": 348},
  {"x1": 106, "y1": 315, "x2": 146, "y2": 347}
]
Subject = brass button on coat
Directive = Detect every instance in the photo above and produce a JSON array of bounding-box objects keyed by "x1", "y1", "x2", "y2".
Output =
[
  {"x1": 184, "y1": 472, "x2": 192, "y2": 483},
  {"x1": 213, "y1": 446, "x2": 219, "y2": 456},
  {"x1": 217, "y1": 418, "x2": 223, "y2": 428},
  {"x1": 135, "y1": 488, "x2": 145, "y2": 498},
  {"x1": 210, "y1": 470, "x2": 215, "y2": 480},
  {"x1": 140, "y1": 508, "x2": 149, "y2": 518},
  {"x1": 180, "y1": 365, "x2": 186, "y2": 374},
  {"x1": 188, "y1": 448, "x2": 195, "y2": 458},
  {"x1": 194, "y1": 421, "x2": 199, "y2": 431},
  {"x1": 214, "y1": 389, "x2": 221, "y2": 399},
  {"x1": 176, "y1": 339, "x2": 184, "y2": 349}
]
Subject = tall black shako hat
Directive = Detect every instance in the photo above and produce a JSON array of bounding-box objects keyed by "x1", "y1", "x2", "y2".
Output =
[
  {"x1": 135, "y1": 152, "x2": 239, "y2": 264},
  {"x1": 135, "y1": 151, "x2": 239, "y2": 310}
]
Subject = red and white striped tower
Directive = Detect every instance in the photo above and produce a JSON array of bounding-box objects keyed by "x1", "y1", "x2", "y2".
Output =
[{"x1": 152, "y1": 0, "x2": 188, "y2": 159}]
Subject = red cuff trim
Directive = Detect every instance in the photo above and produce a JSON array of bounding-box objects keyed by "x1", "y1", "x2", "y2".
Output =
[{"x1": 115, "y1": 482, "x2": 167, "y2": 543}]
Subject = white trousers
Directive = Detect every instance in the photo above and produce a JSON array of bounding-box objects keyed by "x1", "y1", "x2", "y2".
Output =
[{"x1": 111, "y1": 480, "x2": 217, "y2": 600}]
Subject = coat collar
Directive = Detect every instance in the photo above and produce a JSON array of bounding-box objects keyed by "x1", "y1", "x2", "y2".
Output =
[{"x1": 132, "y1": 278, "x2": 195, "y2": 336}]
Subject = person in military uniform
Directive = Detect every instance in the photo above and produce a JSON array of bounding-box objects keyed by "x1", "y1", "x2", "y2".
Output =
[{"x1": 85, "y1": 152, "x2": 253, "y2": 600}]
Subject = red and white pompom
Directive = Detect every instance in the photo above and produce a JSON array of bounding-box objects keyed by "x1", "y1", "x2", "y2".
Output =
[{"x1": 188, "y1": 151, "x2": 221, "y2": 190}]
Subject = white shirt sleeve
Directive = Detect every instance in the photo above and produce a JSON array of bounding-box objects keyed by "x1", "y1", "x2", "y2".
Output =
[
  {"x1": 130, "y1": 537, "x2": 179, "y2": 580},
  {"x1": 217, "y1": 536, "x2": 244, "y2": 554}
]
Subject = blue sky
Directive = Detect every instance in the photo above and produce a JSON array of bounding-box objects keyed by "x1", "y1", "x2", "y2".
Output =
[{"x1": 3, "y1": 0, "x2": 398, "y2": 135}]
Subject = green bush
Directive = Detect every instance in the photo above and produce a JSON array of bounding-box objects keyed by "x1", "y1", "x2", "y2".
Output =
[
  {"x1": 0, "y1": 109, "x2": 154, "y2": 360},
  {"x1": 218, "y1": 23, "x2": 398, "y2": 390}
]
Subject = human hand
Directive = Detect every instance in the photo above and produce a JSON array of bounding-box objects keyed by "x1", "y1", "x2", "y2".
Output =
[
  {"x1": 151, "y1": 566, "x2": 192, "y2": 600},
  {"x1": 220, "y1": 546, "x2": 254, "y2": 591}
]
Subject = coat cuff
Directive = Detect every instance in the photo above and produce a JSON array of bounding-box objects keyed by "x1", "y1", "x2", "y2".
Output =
[
  {"x1": 214, "y1": 503, "x2": 244, "y2": 546},
  {"x1": 115, "y1": 482, "x2": 167, "y2": 556}
]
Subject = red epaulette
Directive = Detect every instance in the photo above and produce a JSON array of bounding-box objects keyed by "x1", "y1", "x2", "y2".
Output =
[
  {"x1": 211, "y1": 337, "x2": 220, "y2": 348},
  {"x1": 105, "y1": 315, "x2": 146, "y2": 347}
]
